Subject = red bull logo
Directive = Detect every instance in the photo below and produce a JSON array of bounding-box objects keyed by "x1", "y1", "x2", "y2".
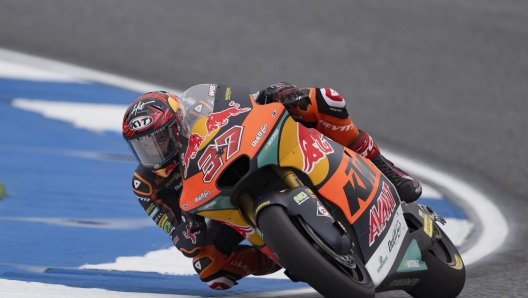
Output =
[
  {"x1": 182, "y1": 224, "x2": 200, "y2": 244},
  {"x1": 163, "y1": 160, "x2": 178, "y2": 176},
  {"x1": 218, "y1": 221, "x2": 255, "y2": 239},
  {"x1": 298, "y1": 124, "x2": 334, "y2": 173},
  {"x1": 205, "y1": 101, "x2": 251, "y2": 135},
  {"x1": 181, "y1": 133, "x2": 206, "y2": 177}
]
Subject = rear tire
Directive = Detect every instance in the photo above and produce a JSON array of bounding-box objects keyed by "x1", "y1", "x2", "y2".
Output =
[
  {"x1": 407, "y1": 224, "x2": 466, "y2": 298},
  {"x1": 258, "y1": 205, "x2": 375, "y2": 298}
]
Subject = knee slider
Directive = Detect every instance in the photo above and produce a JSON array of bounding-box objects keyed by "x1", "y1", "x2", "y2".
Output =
[
  {"x1": 193, "y1": 255, "x2": 239, "y2": 290},
  {"x1": 206, "y1": 276, "x2": 236, "y2": 290}
]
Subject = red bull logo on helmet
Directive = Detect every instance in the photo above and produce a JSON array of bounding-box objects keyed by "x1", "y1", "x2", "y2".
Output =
[{"x1": 298, "y1": 124, "x2": 334, "y2": 173}]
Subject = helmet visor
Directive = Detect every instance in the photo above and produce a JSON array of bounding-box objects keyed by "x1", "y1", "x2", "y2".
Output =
[{"x1": 128, "y1": 127, "x2": 178, "y2": 169}]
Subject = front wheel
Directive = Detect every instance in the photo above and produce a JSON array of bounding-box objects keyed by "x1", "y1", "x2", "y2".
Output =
[
  {"x1": 407, "y1": 224, "x2": 466, "y2": 298},
  {"x1": 257, "y1": 205, "x2": 375, "y2": 298}
]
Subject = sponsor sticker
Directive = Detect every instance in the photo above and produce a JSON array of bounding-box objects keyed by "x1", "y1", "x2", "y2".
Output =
[
  {"x1": 319, "y1": 119, "x2": 354, "y2": 131},
  {"x1": 252, "y1": 124, "x2": 268, "y2": 147},
  {"x1": 377, "y1": 255, "x2": 389, "y2": 273},
  {"x1": 255, "y1": 200, "x2": 271, "y2": 214},
  {"x1": 369, "y1": 182, "x2": 397, "y2": 246},
  {"x1": 423, "y1": 214, "x2": 433, "y2": 237},
  {"x1": 306, "y1": 189, "x2": 317, "y2": 198},
  {"x1": 194, "y1": 190, "x2": 210, "y2": 203},
  {"x1": 129, "y1": 115, "x2": 153, "y2": 131},
  {"x1": 264, "y1": 129, "x2": 279, "y2": 150},
  {"x1": 136, "y1": 195, "x2": 150, "y2": 202},
  {"x1": 205, "y1": 101, "x2": 250, "y2": 135},
  {"x1": 387, "y1": 220, "x2": 402, "y2": 252},
  {"x1": 298, "y1": 124, "x2": 334, "y2": 173},
  {"x1": 182, "y1": 224, "x2": 201, "y2": 244},
  {"x1": 397, "y1": 239, "x2": 428, "y2": 273},
  {"x1": 133, "y1": 179, "x2": 141, "y2": 189},
  {"x1": 293, "y1": 191, "x2": 309, "y2": 205},
  {"x1": 197, "y1": 200, "x2": 218, "y2": 211},
  {"x1": 365, "y1": 206, "x2": 408, "y2": 287},
  {"x1": 218, "y1": 221, "x2": 255, "y2": 239},
  {"x1": 208, "y1": 84, "x2": 217, "y2": 97},
  {"x1": 316, "y1": 201, "x2": 332, "y2": 218},
  {"x1": 157, "y1": 213, "x2": 169, "y2": 229}
]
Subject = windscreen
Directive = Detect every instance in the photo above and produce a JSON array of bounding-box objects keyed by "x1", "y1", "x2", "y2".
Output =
[{"x1": 179, "y1": 84, "x2": 217, "y2": 138}]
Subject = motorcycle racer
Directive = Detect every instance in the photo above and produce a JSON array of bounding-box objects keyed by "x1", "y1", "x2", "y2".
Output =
[{"x1": 121, "y1": 84, "x2": 422, "y2": 290}]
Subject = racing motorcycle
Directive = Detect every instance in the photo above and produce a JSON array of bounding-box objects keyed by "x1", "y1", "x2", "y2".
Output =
[{"x1": 177, "y1": 84, "x2": 466, "y2": 298}]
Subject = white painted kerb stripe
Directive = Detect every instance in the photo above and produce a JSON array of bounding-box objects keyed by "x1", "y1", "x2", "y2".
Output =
[
  {"x1": 0, "y1": 279, "x2": 201, "y2": 298},
  {"x1": 0, "y1": 47, "x2": 179, "y2": 94},
  {"x1": 384, "y1": 150, "x2": 508, "y2": 265}
]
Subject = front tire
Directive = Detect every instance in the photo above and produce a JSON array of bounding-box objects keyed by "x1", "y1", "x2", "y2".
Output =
[
  {"x1": 407, "y1": 224, "x2": 466, "y2": 298},
  {"x1": 257, "y1": 205, "x2": 375, "y2": 298}
]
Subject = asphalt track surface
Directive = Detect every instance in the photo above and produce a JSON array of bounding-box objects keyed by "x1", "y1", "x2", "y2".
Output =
[{"x1": 0, "y1": 1, "x2": 527, "y2": 297}]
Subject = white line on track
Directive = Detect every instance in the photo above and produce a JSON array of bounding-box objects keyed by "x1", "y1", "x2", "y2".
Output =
[
  {"x1": 0, "y1": 47, "x2": 509, "y2": 297},
  {"x1": 384, "y1": 150, "x2": 508, "y2": 265}
]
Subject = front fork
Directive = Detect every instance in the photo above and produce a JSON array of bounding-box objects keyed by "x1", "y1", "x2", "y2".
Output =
[
  {"x1": 238, "y1": 166, "x2": 303, "y2": 226},
  {"x1": 273, "y1": 165, "x2": 305, "y2": 188}
]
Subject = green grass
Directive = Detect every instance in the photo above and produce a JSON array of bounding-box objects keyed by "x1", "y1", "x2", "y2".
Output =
[{"x1": 0, "y1": 183, "x2": 6, "y2": 201}]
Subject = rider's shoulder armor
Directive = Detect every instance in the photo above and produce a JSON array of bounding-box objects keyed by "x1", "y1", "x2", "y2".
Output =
[{"x1": 314, "y1": 87, "x2": 349, "y2": 119}]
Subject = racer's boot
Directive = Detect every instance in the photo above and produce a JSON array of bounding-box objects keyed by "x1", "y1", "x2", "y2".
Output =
[
  {"x1": 348, "y1": 130, "x2": 422, "y2": 203},
  {"x1": 193, "y1": 244, "x2": 280, "y2": 290}
]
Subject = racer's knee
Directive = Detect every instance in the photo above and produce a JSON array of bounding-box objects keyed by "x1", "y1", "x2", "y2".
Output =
[
  {"x1": 192, "y1": 244, "x2": 280, "y2": 290},
  {"x1": 192, "y1": 244, "x2": 241, "y2": 290}
]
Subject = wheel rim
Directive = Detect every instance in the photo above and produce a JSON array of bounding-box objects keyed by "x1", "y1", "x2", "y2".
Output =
[{"x1": 296, "y1": 216, "x2": 369, "y2": 285}]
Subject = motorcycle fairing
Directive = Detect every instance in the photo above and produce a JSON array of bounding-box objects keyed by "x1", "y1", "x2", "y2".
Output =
[
  {"x1": 374, "y1": 236, "x2": 429, "y2": 292},
  {"x1": 400, "y1": 203, "x2": 437, "y2": 253},
  {"x1": 362, "y1": 204, "x2": 408, "y2": 286},
  {"x1": 277, "y1": 118, "x2": 339, "y2": 186},
  {"x1": 256, "y1": 112, "x2": 290, "y2": 168},
  {"x1": 353, "y1": 176, "x2": 402, "y2": 261},
  {"x1": 180, "y1": 86, "x2": 287, "y2": 212},
  {"x1": 177, "y1": 84, "x2": 419, "y2": 279},
  {"x1": 196, "y1": 208, "x2": 266, "y2": 247},
  {"x1": 252, "y1": 186, "x2": 352, "y2": 255},
  {"x1": 316, "y1": 146, "x2": 382, "y2": 225},
  {"x1": 181, "y1": 85, "x2": 254, "y2": 182}
]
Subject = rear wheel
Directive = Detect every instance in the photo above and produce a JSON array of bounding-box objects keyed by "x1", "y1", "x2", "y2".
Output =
[
  {"x1": 407, "y1": 224, "x2": 466, "y2": 298},
  {"x1": 257, "y1": 205, "x2": 375, "y2": 298}
]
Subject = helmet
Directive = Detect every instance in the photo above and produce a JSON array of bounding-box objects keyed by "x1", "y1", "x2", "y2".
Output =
[{"x1": 122, "y1": 91, "x2": 185, "y2": 177}]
